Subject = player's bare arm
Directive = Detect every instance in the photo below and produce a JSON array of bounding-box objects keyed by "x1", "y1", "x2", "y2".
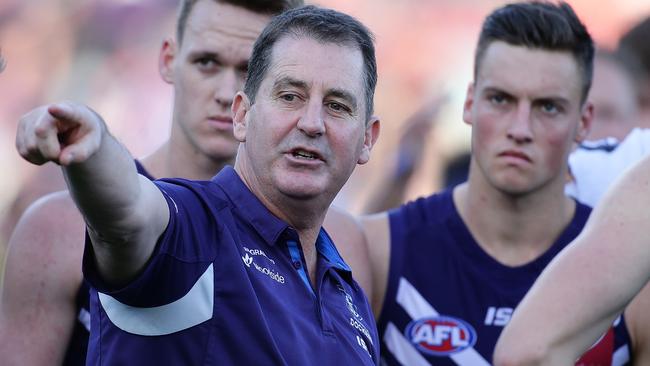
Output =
[
  {"x1": 15, "y1": 102, "x2": 169, "y2": 286},
  {"x1": 617, "y1": 157, "x2": 650, "y2": 366},
  {"x1": 495, "y1": 155, "x2": 650, "y2": 365}
]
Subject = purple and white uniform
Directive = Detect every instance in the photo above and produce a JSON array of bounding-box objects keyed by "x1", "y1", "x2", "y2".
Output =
[
  {"x1": 83, "y1": 167, "x2": 379, "y2": 365},
  {"x1": 378, "y1": 189, "x2": 631, "y2": 366}
]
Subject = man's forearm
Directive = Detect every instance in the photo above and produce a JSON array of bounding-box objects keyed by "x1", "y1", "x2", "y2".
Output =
[
  {"x1": 62, "y1": 129, "x2": 144, "y2": 241},
  {"x1": 61, "y1": 122, "x2": 169, "y2": 286}
]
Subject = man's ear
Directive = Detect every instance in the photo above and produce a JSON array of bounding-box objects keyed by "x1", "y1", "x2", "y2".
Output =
[
  {"x1": 357, "y1": 115, "x2": 381, "y2": 165},
  {"x1": 575, "y1": 101, "x2": 594, "y2": 143},
  {"x1": 232, "y1": 91, "x2": 251, "y2": 142},
  {"x1": 158, "y1": 38, "x2": 176, "y2": 84},
  {"x1": 462, "y1": 82, "x2": 475, "y2": 126}
]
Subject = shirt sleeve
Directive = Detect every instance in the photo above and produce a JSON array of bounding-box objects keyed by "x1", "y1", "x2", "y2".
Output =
[{"x1": 82, "y1": 179, "x2": 219, "y2": 308}]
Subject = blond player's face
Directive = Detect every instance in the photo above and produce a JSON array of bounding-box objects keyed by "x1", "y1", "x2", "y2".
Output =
[{"x1": 161, "y1": 1, "x2": 270, "y2": 161}]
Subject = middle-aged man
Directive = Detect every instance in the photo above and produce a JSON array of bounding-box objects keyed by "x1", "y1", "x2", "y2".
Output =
[
  {"x1": 0, "y1": 1, "x2": 303, "y2": 365},
  {"x1": 13, "y1": 5, "x2": 381, "y2": 365},
  {"x1": 327, "y1": 1, "x2": 644, "y2": 365},
  {"x1": 495, "y1": 154, "x2": 650, "y2": 365}
]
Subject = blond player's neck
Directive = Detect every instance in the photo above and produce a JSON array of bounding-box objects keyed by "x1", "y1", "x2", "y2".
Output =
[{"x1": 140, "y1": 142, "x2": 233, "y2": 181}]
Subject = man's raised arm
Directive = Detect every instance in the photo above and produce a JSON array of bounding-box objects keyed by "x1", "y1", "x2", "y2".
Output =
[{"x1": 16, "y1": 102, "x2": 169, "y2": 285}]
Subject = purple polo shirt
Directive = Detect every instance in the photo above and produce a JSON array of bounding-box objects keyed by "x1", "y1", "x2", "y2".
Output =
[{"x1": 83, "y1": 166, "x2": 379, "y2": 365}]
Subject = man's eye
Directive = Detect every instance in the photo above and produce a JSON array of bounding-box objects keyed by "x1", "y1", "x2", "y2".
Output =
[
  {"x1": 196, "y1": 58, "x2": 217, "y2": 69},
  {"x1": 327, "y1": 102, "x2": 350, "y2": 114},
  {"x1": 278, "y1": 93, "x2": 302, "y2": 104},
  {"x1": 490, "y1": 94, "x2": 507, "y2": 105},
  {"x1": 329, "y1": 102, "x2": 343, "y2": 111},
  {"x1": 541, "y1": 102, "x2": 558, "y2": 114}
]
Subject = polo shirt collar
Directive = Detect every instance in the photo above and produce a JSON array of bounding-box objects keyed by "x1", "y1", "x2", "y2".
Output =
[
  {"x1": 212, "y1": 166, "x2": 288, "y2": 247},
  {"x1": 317, "y1": 230, "x2": 351, "y2": 272},
  {"x1": 213, "y1": 167, "x2": 353, "y2": 278},
  {"x1": 317, "y1": 229, "x2": 355, "y2": 286}
]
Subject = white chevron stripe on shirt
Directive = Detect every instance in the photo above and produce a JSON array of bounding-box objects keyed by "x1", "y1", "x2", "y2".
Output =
[{"x1": 98, "y1": 264, "x2": 214, "y2": 336}]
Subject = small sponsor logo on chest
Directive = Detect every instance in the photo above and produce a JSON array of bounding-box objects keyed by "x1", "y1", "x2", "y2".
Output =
[
  {"x1": 241, "y1": 246, "x2": 285, "y2": 284},
  {"x1": 243, "y1": 246, "x2": 275, "y2": 264},
  {"x1": 484, "y1": 306, "x2": 513, "y2": 326}
]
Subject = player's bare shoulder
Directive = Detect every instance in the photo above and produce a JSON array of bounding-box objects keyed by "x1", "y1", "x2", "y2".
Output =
[
  {"x1": 7, "y1": 189, "x2": 86, "y2": 257},
  {"x1": 360, "y1": 212, "x2": 391, "y2": 316},
  {"x1": 324, "y1": 206, "x2": 372, "y2": 295}
]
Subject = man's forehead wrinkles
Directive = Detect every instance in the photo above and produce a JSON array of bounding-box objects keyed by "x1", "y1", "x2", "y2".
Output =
[
  {"x1": 187, "y1": 26, "x2": 260, "y2": 42},
  {"x1": 187, "y1": 13, "x2": 263, "y2": 42},
  {"x1": 273, "y1": 75, "x2": 308, "y2": 89}
]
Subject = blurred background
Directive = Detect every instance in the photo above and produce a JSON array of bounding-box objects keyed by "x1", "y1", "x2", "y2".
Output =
[{"x1": 1, "y1": 0, "x2": 649, "y2": 260}]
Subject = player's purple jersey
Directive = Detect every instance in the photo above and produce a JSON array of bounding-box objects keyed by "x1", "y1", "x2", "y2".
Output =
[
  {"x1": 378, "y1": 189, "x2": 631, "y2": 366},
  {"x1": 82, "y1": 166, "x2": 379, "y2": 365}
]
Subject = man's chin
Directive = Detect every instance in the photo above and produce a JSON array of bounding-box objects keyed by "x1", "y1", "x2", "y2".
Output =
[
  {"x1": 281, "y1": 187, "x2": 323, "y2": 201},
  {"x1": 278, "y1": 182, "x2": 330, "y2": 202},
  {"x1": 494, "y1": 181, "x2": 537, "y2": 197}
]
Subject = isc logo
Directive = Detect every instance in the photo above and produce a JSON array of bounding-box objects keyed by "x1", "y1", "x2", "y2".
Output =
[
  {"x1": 405, "y1": 316, "x2": 477, "y2": 356},
  {"x1": 484, "y1": 306, "x2": 513, "y2": 326}
]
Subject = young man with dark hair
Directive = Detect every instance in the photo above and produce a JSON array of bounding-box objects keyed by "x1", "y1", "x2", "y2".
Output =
[
  {"x1": 328, "y1": 2, "x2": 636, "y2": 364},
  {"x1": 13, "y1": 5, "x2": 381, "y2": 365},
  {"x1": 0, "y1": 1, "x2": 301, "y2": 365}
]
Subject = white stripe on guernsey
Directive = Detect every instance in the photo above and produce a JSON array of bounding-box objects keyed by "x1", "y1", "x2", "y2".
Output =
[
  {"x1": 395, "y1": 277, "x2": 491, "y2": 366},
  {"x1": 612, "y1": 345, "x2": 630, "y2": 366},
  {"x1": 77, "y1": 308, "x2": 90, "y2": 332},
  {"x1": 98, "y1": 264, "x2": 214, "y2": 336},
  {"x1": 384, "y1": 322, "x2": 431, "y2": 366}
]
